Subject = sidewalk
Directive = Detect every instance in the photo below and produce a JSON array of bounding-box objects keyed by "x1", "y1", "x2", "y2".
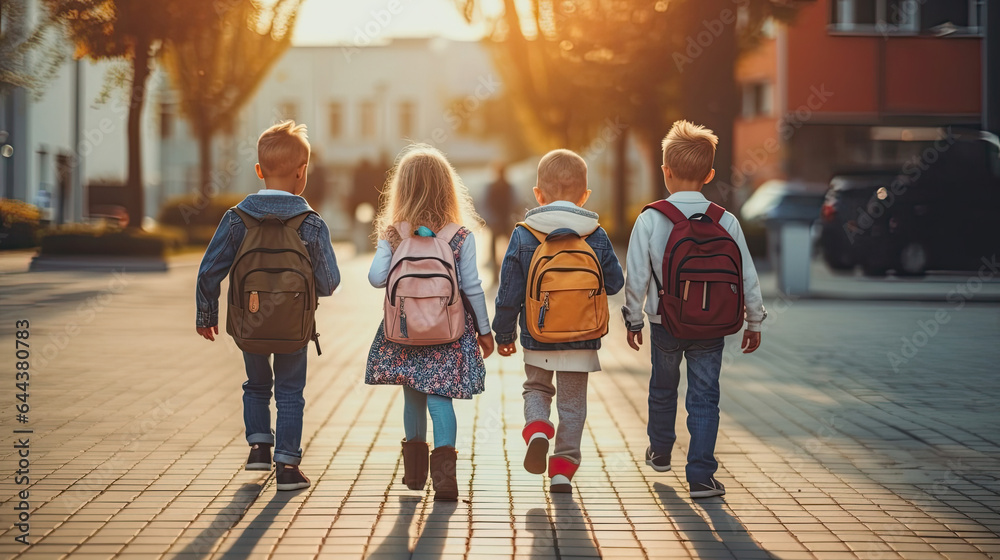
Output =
[{"x1": 0, "y1": 248, "x2": 998, "y2": 559}]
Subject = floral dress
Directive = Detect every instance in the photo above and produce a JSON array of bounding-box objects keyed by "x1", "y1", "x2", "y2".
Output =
[{"x1": 365, "y1": 227, "x2": 486, "y2": 399}]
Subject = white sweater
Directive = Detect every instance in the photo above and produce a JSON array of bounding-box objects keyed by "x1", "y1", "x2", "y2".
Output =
[{"x1": 622, "y1": 191, "x2": 766, "y2": 333}]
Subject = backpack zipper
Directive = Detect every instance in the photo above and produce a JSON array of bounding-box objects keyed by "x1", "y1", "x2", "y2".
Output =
[
  {"x1": 532, "y1": 268, "x2": 601, "y2": 300},
  {"x1": 399, "y1": 297, "x2": 408, "y2": 338},
  {"x1": 537, "y1": 292, "x2": 550, "y2": 329}
]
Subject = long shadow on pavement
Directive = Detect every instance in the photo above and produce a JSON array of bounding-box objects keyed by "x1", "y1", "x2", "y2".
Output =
[
  {"x1": 210, "y1": 483, "x2": 300, "y2": 560},
  {"x1": 368, "y1": 496, "x2": 458, "y2": 559},
  {"x1": 169, "y1": 482, "x2": 267, "y2": 559},
  {"x1": 654, "y1": 482, "x2": 779, "y2": 560},
  {"x1": 526, "y1": 494, "x2": 601, "y2": 559}
]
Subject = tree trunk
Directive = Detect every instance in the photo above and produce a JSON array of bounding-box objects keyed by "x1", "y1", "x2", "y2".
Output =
[
  {"x1": 679, "y1": 0, "x2": 740, "y2": 209},
  {"x1": 611, "y1": 132, "x2": 628, "y2": 242},
  {"x1": 198, "y1": 127, "x2": 213, "y2": 198},
  {"x1": 125, "y1": 35, "x2": 151, "y2": 229}
]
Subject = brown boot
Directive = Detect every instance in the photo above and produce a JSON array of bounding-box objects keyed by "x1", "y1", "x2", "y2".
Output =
[
  {"x1": 429, "y1": 446, "x2": 458, "y2": 501},
  {"x1": 401, "y1": 439, "x2": 429, "y2": 490}
]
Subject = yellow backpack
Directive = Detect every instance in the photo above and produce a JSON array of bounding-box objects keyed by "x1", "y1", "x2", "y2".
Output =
[{"x1": 520, "y1": 223, "x2": 609, "y2": 343}]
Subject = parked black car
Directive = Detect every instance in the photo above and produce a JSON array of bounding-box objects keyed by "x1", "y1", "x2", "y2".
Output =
[{"x1": 819, "y1": 134, "x2": 1000, "y2": 276}]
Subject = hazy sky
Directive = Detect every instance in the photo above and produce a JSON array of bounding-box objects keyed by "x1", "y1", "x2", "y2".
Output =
[{"x1": 292, "y1": 0, "x2": 498, "y2": 45}]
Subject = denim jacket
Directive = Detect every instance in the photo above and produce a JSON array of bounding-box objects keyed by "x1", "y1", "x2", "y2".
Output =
[
  {"x1": 195, "y1": 190, "x2": 341, "y2": 328},
  {"x1": 492, "y1": 202, "x2": 625, "y2": 351}
]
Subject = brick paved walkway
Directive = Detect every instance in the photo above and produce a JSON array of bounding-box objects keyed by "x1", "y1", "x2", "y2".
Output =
[{"x1": 1, "y1": 248, "x2": 998, "y2": 559}]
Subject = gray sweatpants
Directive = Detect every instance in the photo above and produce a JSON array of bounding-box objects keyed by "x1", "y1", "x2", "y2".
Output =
[{"x1": 523, "y1": 364, "x2": 589, "y2": 463}]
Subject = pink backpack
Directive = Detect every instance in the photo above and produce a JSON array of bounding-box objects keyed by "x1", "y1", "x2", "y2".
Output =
[{"x1": 384, "y1": 222, "x2": 466, "y2": 345}]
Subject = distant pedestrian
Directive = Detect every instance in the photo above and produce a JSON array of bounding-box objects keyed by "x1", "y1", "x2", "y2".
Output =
[
  {"x1": 365, "y1": 144, "x2": 495, "y2": 502},
  {"x1": 492, "y1": 149, "x2": 624, "y2": 493},
  {"x1": 623, "y1": 120, "x2": 765, "y2": 499},
  {"x1": 195, "y1": 121, "x2": 341, "y2": 492},
  {"x1": 485, "y1": 163, "x2": 516, "y2": 273}
]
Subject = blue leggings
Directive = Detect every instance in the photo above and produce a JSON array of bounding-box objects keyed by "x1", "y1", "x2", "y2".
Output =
[{"x1": 402, "y1": 386, "x2": 456, "y2": 449}]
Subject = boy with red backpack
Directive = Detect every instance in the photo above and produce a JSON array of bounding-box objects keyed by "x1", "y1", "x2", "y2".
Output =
[
  {"x1": 196, "y1": 121, "x2": 340, "y2": 491},
  {"x1": 623, "y1": 120, "x2": 765, "y2": 499},
  {"x1": 493, "y1": 149, "x2": 624, "y2": 493}
]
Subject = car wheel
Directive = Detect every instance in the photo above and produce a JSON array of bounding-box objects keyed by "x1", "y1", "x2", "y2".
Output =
[
  {"x1": 822, "y1": 250, "x2": 855, "y2": 272},
  {"x1": 861, "y1": 255, "x2": 889, "y2": 277},
  {"x1": 897, "y1": 242, "x2": 927, "y2": 276}
]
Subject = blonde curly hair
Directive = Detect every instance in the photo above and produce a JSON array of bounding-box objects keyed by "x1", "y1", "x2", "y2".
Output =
[{"x1": 374, "y1": 144, "x2": 482, "y2": 241}]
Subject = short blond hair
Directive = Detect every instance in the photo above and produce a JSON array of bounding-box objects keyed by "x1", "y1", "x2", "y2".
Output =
[
  {"x1": 662, "y1": 120, "x2": 718, "y2": 182},
  {"x1": 537, "y1": 149, "x2": 588, "y2": 201},
  {"x1": 258, "y1": 120, "x2": 310, "y2": 177}
]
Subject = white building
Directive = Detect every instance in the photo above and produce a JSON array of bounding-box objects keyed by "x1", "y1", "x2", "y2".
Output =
[{"x1": 158, "y1": 38, "x2": 508, "y2": 233}]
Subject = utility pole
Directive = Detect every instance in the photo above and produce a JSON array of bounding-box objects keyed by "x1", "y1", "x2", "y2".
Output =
[{"x1": 985, "y1": 0, "x2": 1000, "y2": 135}]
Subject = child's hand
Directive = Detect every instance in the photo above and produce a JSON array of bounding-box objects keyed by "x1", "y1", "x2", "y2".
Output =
[
  {"x1": 741, "y1": 330, "x2": 761, "y2": 353},
  {"x1": 627, "y1": 329, "x2": 643, "y2": 351},
  {"x1": 498, "y1": 342, "x2": 517, "y2": 357},
  {"x1": 477, "y1": 333, "x2": 495, "y2": 359},
  {"x1": 197, "y1": 326, "x2": 219, "y2": 341}
]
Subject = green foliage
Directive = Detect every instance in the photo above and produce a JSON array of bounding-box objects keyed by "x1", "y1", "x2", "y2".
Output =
[
  {"x1": 158, "y1": 193, "x2": 246, "y2": 229},
  {"x1": 0, "y1": 0, "x2": 67, "y2": 96},
  {"x1": 0, "y1": 199, "x2": 41, "y2": 250},
  {"x1": 39, "y1": 225, "x2": 170, "y2": 256}
]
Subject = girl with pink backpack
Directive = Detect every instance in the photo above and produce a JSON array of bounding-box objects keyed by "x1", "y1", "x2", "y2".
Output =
[{"x1": 366, "y1": 144, "x2": 495, "y2": 501}]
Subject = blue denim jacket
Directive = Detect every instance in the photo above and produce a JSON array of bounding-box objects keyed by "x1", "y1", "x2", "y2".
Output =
[
  {"x1": 492, "y1": 222, "x2": 624, "y2": 351},
  {"x1": 195, "y1": 191, "x2": 341, "y2": 328}
]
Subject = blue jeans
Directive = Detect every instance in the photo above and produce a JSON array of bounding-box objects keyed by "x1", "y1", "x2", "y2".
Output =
[
  {"x1": 648, "y1": 323, "x2": 725, "y2": 484},
  {"x1": 402, "y1": 387, "x2": 456, "y2": 449},
  {"x1": 242, "y1": 347, "x2": 307, "y2": 465}
]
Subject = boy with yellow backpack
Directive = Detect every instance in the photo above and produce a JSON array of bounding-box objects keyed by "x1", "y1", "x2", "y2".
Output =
[{"x1": 493, "y1": 149, "x2": 624, "y2": 492}]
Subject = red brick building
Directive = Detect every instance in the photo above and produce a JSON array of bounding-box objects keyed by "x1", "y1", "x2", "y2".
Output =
[{"x1": 733, "y1": 0, "x2": 984, "y2": 191}]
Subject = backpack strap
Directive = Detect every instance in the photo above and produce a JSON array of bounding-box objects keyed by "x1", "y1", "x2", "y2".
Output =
[
  {"x1": 395, "y1": 222, "x2": 413, "y2": 239},
  {"x1": 232, "y1": 207, "x2": 314, "y2": 230},
  {"x1": 515, "y1": 222, "x2": 545, "y2": 243},
  {"x1": 642, "y1": 200, "x2": 687, "y2": 224},
  {"x1": 704, "y1": 203, "x2": 726, "y2": 224},
  {"x1": 283, "y1": 210, "x2": 315, "y2": 231},
  {"x1": 437, "y1": 223, "x2": 462, "y2": 243},
  {"x1": 231, "y1": 207, "x2": 260, "y2": 229}
]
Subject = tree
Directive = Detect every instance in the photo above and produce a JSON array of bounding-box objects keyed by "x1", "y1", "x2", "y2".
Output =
[
  {"x1": 163, "y1": 0, "x2": 303, "y2": 198},
  {"x1": 44, "y1": 0, "x2": 199, "y2": 228},
  {"x1": 1, "y1": 0, "x2": 66, "y2": 96},
  {"x1": 455, "y1": 0, "x2": 800, "y2": 234}
]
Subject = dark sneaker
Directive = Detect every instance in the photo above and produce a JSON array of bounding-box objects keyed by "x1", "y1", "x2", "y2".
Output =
[
  {"x1": 690, "y1": 478, "x2": 725, "y2": 499},
  {"x1": 276, "y1": 463, "x2": 310, "y2": 491},
  {"x1": 246, "y1": 444, "x2": 272, "y2": 471},
  {"x1": 645, "y1": 447, "x2": 671, "y2": 472}
]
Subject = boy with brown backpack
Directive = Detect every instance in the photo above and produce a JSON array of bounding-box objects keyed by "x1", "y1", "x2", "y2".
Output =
[
  {"x1": 493, "y1": 149, "x2": 624, "y2": 493},
  {"x1": 196, "y1": 121, "x2": 340, "y2": 491}
]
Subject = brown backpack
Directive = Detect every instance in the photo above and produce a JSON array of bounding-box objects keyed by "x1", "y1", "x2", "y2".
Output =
[
  {"x1": 520, "y1": 223, "x2": 609, "y2": 343},
  {"x1": 226, "y1": 208, "x2": 321, "y2": 355}
]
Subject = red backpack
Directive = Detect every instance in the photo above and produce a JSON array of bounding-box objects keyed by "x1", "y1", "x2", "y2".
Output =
[{"x1": 643, "y1": 200, "x2": 744, "y2": 340}]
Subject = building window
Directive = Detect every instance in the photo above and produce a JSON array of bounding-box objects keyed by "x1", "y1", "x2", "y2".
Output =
[
  {"x1": 360, "y1": 100, "x2": 376, "y2": 139},
  {"x1": 399, "y1": 101, "x2": 415, "y2": 139},
  {"x1": 831, "y1": 0, "x2": 982, "y2": 35},
  {"x1": 328, "y1": 102, "x2": 343, "y2": 138},
  {"x1": 742, "y1": 82, "x2": 773, "y2": 120},
  {"x1": 921, "y1": 0, "x2": 983, "y2": 35},
  {"x1": 277, "y1": 101, "x2": 298, "y2": 122}
]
